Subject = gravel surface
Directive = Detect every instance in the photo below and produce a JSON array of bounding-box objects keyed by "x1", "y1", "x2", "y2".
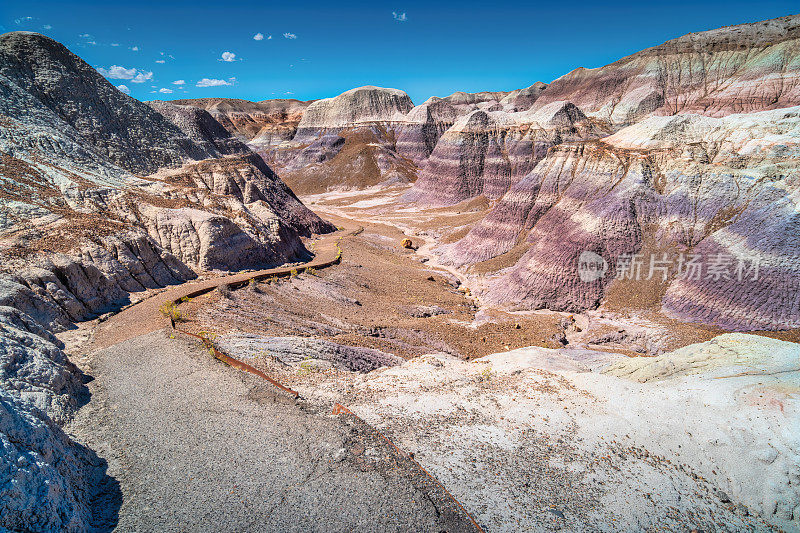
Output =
[{"x1": 67, "y1": 330, "x2": 479, "y2": 532}]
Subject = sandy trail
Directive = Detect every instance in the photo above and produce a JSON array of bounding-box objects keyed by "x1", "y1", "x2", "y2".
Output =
[{"x1": 88, "y1": 226, "x2": 356, "y2": 351}]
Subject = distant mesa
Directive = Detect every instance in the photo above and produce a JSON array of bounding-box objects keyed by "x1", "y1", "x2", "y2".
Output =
[
  {"x1": 170, "y1": 97, "x2": 315, "y2": 148},
  {"x1": 293, "y1": 85, "x2": 414, "y2": 138}
]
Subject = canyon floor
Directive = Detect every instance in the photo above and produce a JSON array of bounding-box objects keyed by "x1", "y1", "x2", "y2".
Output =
[{"x1": 60, "y1": 186, "x2": 799, "y2": 532}]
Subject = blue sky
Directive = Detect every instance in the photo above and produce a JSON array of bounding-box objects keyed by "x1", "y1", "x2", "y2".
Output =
[{"x1": 2, "y1": 1, "x2": 798, "y2": 104}]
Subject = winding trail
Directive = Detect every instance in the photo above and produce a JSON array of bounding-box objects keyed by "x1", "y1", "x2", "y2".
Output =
[{"x1": 90, "y1": 226, "x2": 358, "y2": 351}]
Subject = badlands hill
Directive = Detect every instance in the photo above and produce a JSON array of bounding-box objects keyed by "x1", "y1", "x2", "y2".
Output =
[
  {"x1": 0, "y1": 31, "x2": 334, "y2": 529},
  {"x1": 0, "y1": 31, "x2": 332, "y2": 311},
  {"x1": 412, "y1": 15, "x2": 800, "y2": 332},
  {"x1": 533, "y1": 14, "x2": 800, "y2": 124},
  {"x1": 447, "y1": 108, "x2": 800, "y2": 331}
]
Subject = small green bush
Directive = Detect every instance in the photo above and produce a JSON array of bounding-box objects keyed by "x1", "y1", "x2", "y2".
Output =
[{"x1": 159, "y1": 301, "x2": 184, "y2": 322}]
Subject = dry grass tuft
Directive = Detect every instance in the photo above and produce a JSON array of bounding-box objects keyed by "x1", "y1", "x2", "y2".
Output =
[{"x1": 159, "y1": 301, "x2": 185, "y2": 322}]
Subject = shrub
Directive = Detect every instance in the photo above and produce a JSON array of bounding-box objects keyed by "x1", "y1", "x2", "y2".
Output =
[
  {"x1": 477, "y1": 367, "x2": 493, "y2": 382},
  {"x1": 197, "y1": 330, "x2": 218, "y2": 357},
  {"x1": 247, "y1": 278, "x2": 260, "y2": 292},
  {"x1": 159, "y1": 301, "x2": 184, "y2": 323}
]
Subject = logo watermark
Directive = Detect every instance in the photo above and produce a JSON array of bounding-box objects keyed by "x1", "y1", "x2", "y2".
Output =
[
  {"x1": 577, "y1": 251, "x2": 760, "y2": 282},
  {"x1": 577, "y1": 251, "x2": 609, "y2": 282}
]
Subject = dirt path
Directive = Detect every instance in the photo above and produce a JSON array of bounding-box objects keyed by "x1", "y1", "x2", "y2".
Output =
[
  {"x1": 89, "y1": 226, "x2": 357, "y2": 351},
  {"x1": 67, "y1": 330, "x2": 478, "y2": 532}
]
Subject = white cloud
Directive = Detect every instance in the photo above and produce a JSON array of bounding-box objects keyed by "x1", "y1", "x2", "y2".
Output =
[
  {"x1": 196, "y1": 78, "x2": 232, "y2": 87},
  {"x1": 129, "y1": 46, "x2": 139, "y2": 51},
  {"x1": 87, "y1": 41, "x2": 97, "y2": 45},
  {"x1": 15, "y1": 16, "x2": 34, "y2": 25},
  {"x1": 283, "y1": 33, "x2": 297, "y2": 39},
  {"x1": 392, "y1": 11, "x2": 407, "y2": 22},
  {"x1": 253, "y1": 32, "x2": 264, "y2": 41},
  {"x1": 79, "y1": 33, "x2": 91, "y2": 38},
  {"x1": 159, "y1": 88, "x2": 173, "y2": 94},
  {"x1": 97, "y1": 65, "x2": 137, "y2": 79},
  {"x1": 267, "y1": 35, "x2": 272, "y2": 40},
  {"x1": 220, "y1": 51, "x2": 237, "y2": 62},
  {"x1": 43, "y1": 24, "x2": 52, "y2": 30},
  {"x1": 131, "y1": 71, "x2": 153, "y2": 83},
  {"x1": 98, "y1": 65, "x2": 153, "y2": 83},
  {"x1": 117, "y1": 84, "x2": 131, "y2": 95},
  {"x1": 172, "y1": 79, "x2": 185, "y2": 85},
  {"x1": 155, "y1": 60, "x2": 165, "y2": 64},
  {"x1": 110, "y1": 42, "x2": 119, "y2": 47}
]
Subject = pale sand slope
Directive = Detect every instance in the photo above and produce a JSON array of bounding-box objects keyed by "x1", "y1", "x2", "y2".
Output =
[{"x1": 279, "y1": 333, "x2": 798, "y2": 531}]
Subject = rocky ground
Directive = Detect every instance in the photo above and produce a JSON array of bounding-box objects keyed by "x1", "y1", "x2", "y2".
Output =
[
  {"x1": 228, "y1": 334, "x2": 797, "y2": 532},
  {"x1": 65, "y1": 330, "x2": 479, "y2": 532},
  {"x1": 181, "y1": 220, "x2": 566, "y2": 361}
]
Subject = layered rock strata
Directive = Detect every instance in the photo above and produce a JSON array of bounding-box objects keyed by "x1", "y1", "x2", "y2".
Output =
[
  {"x1": 171, "y1": 97, "x2": 314, "y2": 149},
  {"x1": 444, "y1": 107, "x2": 799, "y2": 330},
  {"x1": 394, "y1": 97, "x2": 458, "y2": 163},
  {"x1": 292, "y1": 86, "x2": 414, "y2": 142},
  {"x1": 531, "y1": 15, "x2": 800, "y2": 125},
  {"x1": 264, "y1": 87, "x2": 418, "y2": 193},
  {"x1": 405, "y1": 101, "x2": 604, "y2": 205}
]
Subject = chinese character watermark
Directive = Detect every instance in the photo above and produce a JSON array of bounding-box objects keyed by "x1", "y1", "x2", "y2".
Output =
[{"x1": 577, "y1": 251, "x2": 760, "y2": 283}]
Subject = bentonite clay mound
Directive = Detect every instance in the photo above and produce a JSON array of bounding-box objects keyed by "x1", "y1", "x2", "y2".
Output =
[
  {"x1": 530, "y1": 15, "x2": 800, "y2": 125},
  {"x1": 442, "y1": 107, "x2": 800, "y2": 331},
  {"x1": 404, "y1": 101, "x2": 605, "y2": 206}
]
